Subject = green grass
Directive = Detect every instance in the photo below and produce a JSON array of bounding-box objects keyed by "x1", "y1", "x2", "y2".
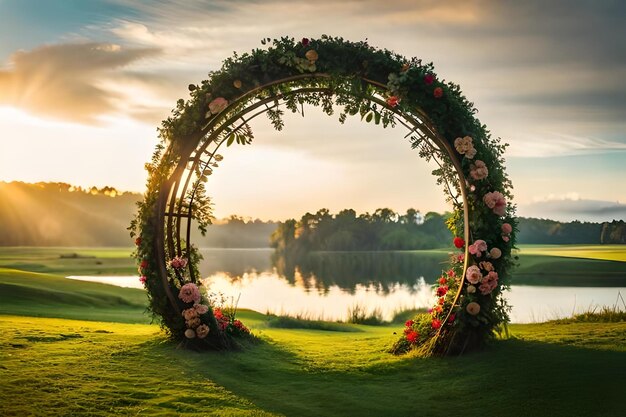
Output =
[
  {"x1": 517, "y1": 244, "x2": 626, "y2": 262},
  {"x1": 0, "y1": 267, "x2": 149, "y2": 323},
  {"x1": 265, "y1": 314, "x2": 363, "y2": 332},
  {"x1": 1, "y1": 245, "x2": 625, "y2": 416},
  {"x1": 0, "y1": 246, "x2": 136, "y2": 275},
  {"x1": 1, "y1": 315, "x2": 625, "y2": 417}
]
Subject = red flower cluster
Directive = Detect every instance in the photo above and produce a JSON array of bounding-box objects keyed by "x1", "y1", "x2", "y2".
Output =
[
  {"x1": 214, "y1": 308, "x2": 229, "y2": 331},
  {"x1": 233, "y1": 319, "x2": 250, "y2": 334},
  {"x1": 406, "y1": 330, "x2": 419, "y2": 344},
  {"x1": 434, "y1": 87, "x2": 443, "y2": 98},
  {"x1": 135, "y1": 237, "x2": 142, "y2": 246},
  {"x1": 453, "y1": 237, "x2": 465, "y2": 248},
  {"x1": 301, "y1": 38, "x2": 310, "y2": 47},
  {"x1": 438, "y1": 277, "x2": 447, "y2": 285},
  {"x1": 436, "y1": 285, "x2": 448, "y2": 297},
  {"x1": 424, "y1": 73, "x2": 435, "y2": 85},
  {"x1": 431, "y1": 319, "x2": 442, "y2": 329},
  {"x1": 386, "y1": 95, "x2": 400, "y2": 107},
  {"x1": 140, "y1": 259, "x2": 148, "y2": 269}
]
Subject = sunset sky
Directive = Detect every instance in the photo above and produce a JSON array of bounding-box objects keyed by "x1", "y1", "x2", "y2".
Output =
[{"x1": 1, "y1": 0, "x2": 625, "y2": 221}]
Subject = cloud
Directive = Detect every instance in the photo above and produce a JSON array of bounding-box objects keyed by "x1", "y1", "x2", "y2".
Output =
[
  {"x1": 519, "y1": 198, "x2": 626, "y2": 222},
  {"x1": 0, "y1": 42, "x2": 160, "y2": 123}
]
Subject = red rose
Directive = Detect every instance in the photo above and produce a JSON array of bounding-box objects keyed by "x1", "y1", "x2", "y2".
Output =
[
  {"x1": 301, "y1": 38, "x2": 310, "y2": 47},
  {"x1": 453, "y1": 237, "x2": 465, "y2": 248},
  {"x1": 434, "y1": 87, "x2": 443, "y2": 98},
  {"x1": 386, "y1": 95, "x2": 400, "y2": 107},
  {"x1": 438, "y1": 297, "x2": 445, "y2": 305},
  {"x1": 406, "y1": 330, "x2": 420, "y2": 344},
  {"x1": 438, "y1": 277, "x2": 447, "y2": 285},
  {"x1": 431, "y1": 319, "x2": 442, "y2": 329},
  {"x1": 405, "y1": 319, "x2": 414, "y2": 328},
  {"x1": 447, "y1": 269, "x2": 456, "y2": 277},
  {"x1": 436, "y1": 285, "x2": 448, "y2": 297},
  {"x1": 424, "y1": 73, "x2": 435, "y2": 85},
  {"x1": 135, "y1": 237, "x2": 142, "y2": 246},
  {"x1": 140, "y1": 259, "x2": 148, "y2": 269}
]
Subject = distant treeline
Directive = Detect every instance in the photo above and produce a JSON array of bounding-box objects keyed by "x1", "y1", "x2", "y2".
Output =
[
  {"x1": 0, "y1": 182, "x2": 275, "y2": 247},
  {"x1": 270, "y1": 208, "x2": 450, "y2": 254},
  {"x1": 0, "y1": 181, "x2": 624, "y2": 247},
  {"x1": 517, "y1": 217, "x2": 625, "y2": 244}
]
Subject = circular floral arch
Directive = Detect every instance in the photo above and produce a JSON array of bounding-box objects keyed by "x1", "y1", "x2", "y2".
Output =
[{"x1": 130, "y1": 36, "x2": 517, "y2": 356}]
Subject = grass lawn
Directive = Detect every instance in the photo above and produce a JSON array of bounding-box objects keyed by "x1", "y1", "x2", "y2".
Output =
[
  {"x1": 0, "y1": 245, "x2": 625, "y2": 416},
  {"x1": 1, "y1": 314, "x2": 625, "y2": 417}
]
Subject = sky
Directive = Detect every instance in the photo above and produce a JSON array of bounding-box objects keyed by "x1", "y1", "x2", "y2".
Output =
[{"x1": 0, "y1": 0, "x2": 625, "y2": 221}]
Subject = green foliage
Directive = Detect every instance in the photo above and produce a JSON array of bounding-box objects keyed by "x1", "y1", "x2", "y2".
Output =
[{"x1": 271, "y1": 208, "x2": 450, "y2": 252}]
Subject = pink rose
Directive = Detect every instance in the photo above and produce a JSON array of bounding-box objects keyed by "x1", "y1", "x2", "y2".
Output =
[
  {"x1": 483, "y1": 191, "x2": 507, "y2": 216},
  {"x1": 433, "y1": 87, "x2": 443, "y2": 98},
  {"x1": 454, "y1": 136, "x2": 477, "y2": 159},
  {"x1": 186, "y1": 317, "x2": 201, "y2": 328},
  {"x1": 196, "y1": 324, "x2": 210, "y2": 339},
  {"x1": 139, "y1": 275, "x2": 147, "y2": 285},
  {"x1": 182, "y1": 308, "x2": 198, "y2": 321},
  {"x1": 470, "y1": 160, "x2": 488, "y2": 180},
  {"x1": 178, "y1": 283, "x2": 201, "y2": 304},
  {"x1": 194, "y1": 304, "x2": 209, "y2": 315},
  {"x1": 466, "y1": 302, "x2": 481, "y2": 315},
  {"x1": 479, "y1": 261, "x2": 494, "y2": 272},
  {"x1": 502, "y1": 235, "x2": 510, "y2": 242},
  {"x1": 208, "y1": 97, "x2": 228, "y2": 114},
  {"x1": 479, "y1": 271, "x2": 499, "y2": 295},
  {"x1": 489, "y1": 248, "x2": 502, "y2": 259},
  {"x1": 170, "y1": 256, "x2": 188, "y2": 269},
  {"x1": 469, "y1": 239, "x2": 488, "y2": 256},
  {"x1": 424, "y1": 73, "x2": 435, "y2": 85},
  {"x1": 466, "y1": 265, "x2": 482, "y2": 284},
  {"x1": 502, "y1": 223, "x2": 513, "y2": 234}
]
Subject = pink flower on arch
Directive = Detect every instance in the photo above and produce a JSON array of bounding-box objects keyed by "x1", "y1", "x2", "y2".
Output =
[
  {"x1": 489, "y1": 247, "x2": 502, "y2": 259},
  {"x1": 469, "y1": 239, "x2": 488, "y2": 257},
  {"x1": 466, "y1": 265, "x2": 482, "y2": 284},
  {"x1": 179, "y1": 283, "x2": 201, "y2": 304},
  {"x1": 424, "y1": 73, "x2": 435, "y2": 85},
  {"x1": 208, "y1": 97, "x2": 229, "y2": 114},
  {"x1": 170, "y1": 256, "x2": 188, "y2": 269},
  {"x1": 470, "y1": 160, "x2": 489, "y2": 181},
  {"x1": 502, "y1": 223, "x2": 513, "y2": 234},
  {"x1": 479, "y1": 271, "x2": 499, "y2": 295},
  {"x1": 483, "y1": 191, "x2": 507, "y2": 216}
]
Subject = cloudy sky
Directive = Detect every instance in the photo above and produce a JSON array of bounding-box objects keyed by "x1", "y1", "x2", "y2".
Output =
[{"x1": 0, "y1": 0, "x2": 624, "y2": 221}]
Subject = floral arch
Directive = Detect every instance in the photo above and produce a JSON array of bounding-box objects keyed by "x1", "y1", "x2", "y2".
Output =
[{"x1": 130, "y1": 36, "x2": 517, "y2": 356}]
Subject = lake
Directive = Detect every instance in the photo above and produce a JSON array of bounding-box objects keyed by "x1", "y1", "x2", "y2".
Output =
[{"x1": 68, "y1": 248, "x2": 626, "y2": 323}]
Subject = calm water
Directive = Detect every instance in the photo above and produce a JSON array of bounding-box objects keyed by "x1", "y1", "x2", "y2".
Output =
[{"x1": 68, "y1": 248, "x2": 626, "y2": 323}]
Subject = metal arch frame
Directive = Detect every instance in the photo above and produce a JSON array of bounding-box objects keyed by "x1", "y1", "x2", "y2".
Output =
[{"x1": 154, "y1": 73, "x2": 471, "y2": 333}]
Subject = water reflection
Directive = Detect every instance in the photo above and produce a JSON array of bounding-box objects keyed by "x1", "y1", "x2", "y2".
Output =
[
  {"x1": 271, "y1": 250, "x2": 449, "y2": 294},
  {"x1": 66, "y1": 249, "x2": 626, "y2": 323}
]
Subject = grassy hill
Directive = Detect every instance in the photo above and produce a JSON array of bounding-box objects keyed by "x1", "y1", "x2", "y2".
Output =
[{"x1": 0, "y1": 247, "x2": 625, "y2": 416}]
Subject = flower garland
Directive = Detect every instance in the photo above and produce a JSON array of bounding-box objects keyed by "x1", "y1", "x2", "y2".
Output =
[{"x1": 130, "y1": 35, "x2": 516, "y2": 355}]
